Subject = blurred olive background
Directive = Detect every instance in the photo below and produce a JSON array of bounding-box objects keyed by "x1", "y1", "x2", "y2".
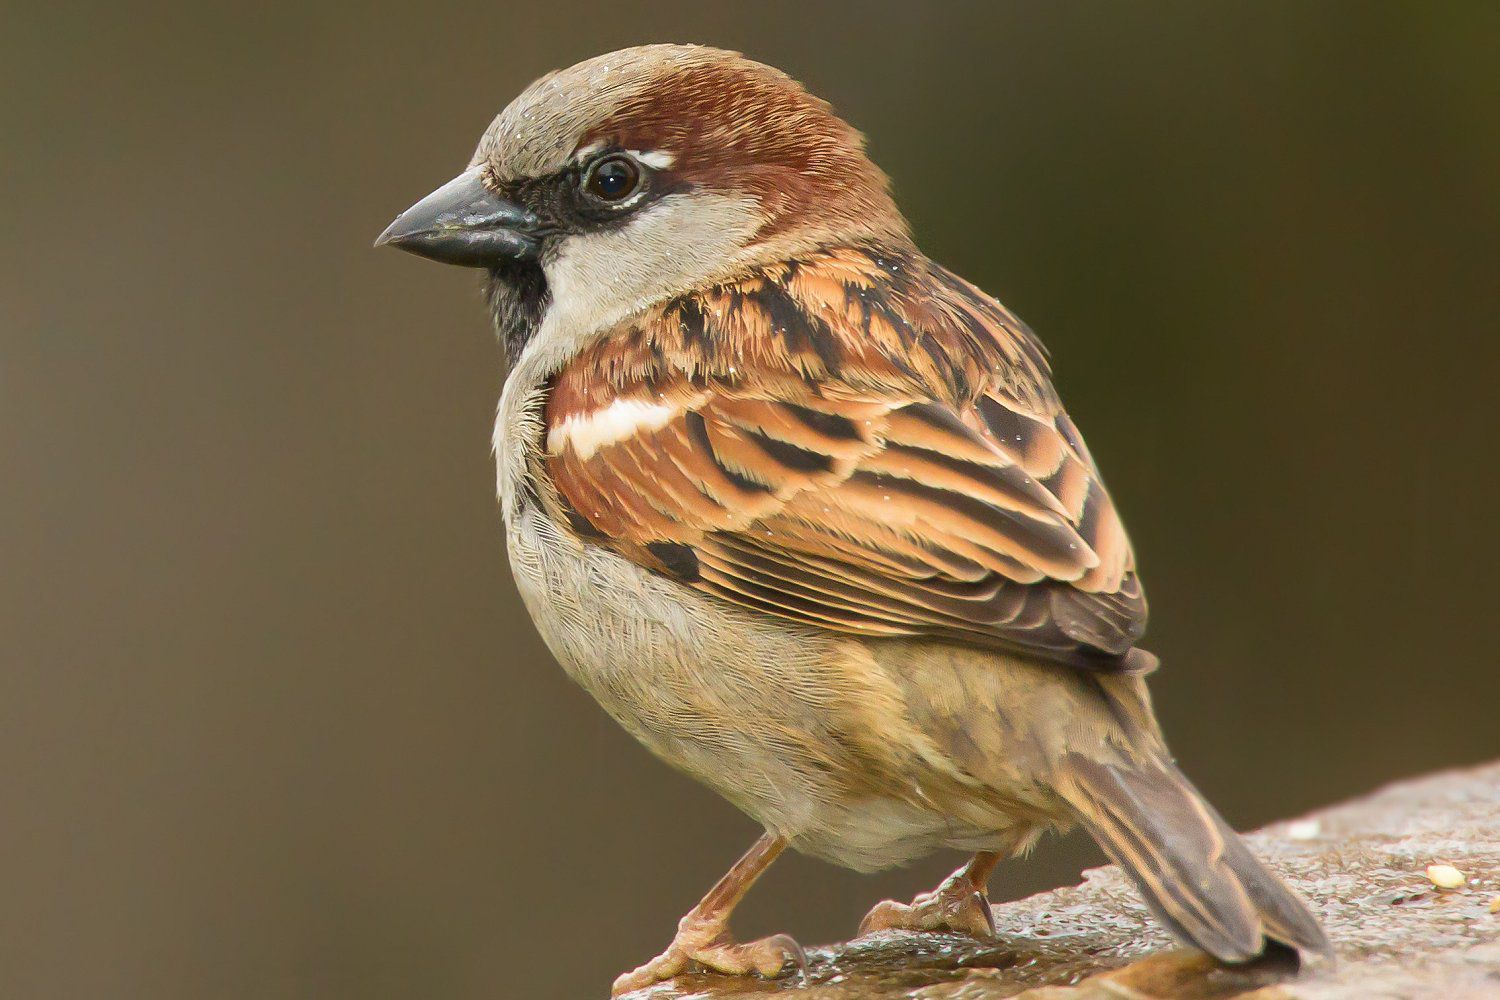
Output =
[{"x1": 3, "y1": 1, "x2": 1498, "y2": 997}]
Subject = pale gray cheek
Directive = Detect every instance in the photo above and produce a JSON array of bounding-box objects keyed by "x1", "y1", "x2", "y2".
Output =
[{"x1": 532, "y1": 193, "x2": 763, "y2": 355}]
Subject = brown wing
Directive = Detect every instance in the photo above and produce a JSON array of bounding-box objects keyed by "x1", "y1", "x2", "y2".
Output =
[{"x1": 542, "y1": 246, "x2": 1149, "y2": 671}]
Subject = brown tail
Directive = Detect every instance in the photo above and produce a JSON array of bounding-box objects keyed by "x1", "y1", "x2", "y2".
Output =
[{"x1": 1059, "y1": 752, "x2": 1329, "y2": 962}]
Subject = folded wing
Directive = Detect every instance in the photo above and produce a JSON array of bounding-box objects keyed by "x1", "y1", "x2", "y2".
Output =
[{"x1": 542, "y1": 246, "x2": 1149, "y2": 670}]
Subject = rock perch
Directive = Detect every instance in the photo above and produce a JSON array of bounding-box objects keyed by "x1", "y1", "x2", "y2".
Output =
[{"x1": 621, "y1": 760, "x2": 1500, "y2": 999}]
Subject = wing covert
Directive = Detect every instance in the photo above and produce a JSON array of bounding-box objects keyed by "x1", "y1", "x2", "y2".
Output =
[{"x1": 541, "y1": 246, "x2": 1149, "y2": 670}]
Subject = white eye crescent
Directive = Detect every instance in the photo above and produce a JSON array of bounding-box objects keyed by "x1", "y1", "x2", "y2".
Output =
[{"x1": 632, "y1": 150, "x2": 675, "y2": 170}]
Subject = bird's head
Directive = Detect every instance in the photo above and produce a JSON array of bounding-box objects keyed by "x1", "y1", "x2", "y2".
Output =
[{"x1": 377, "y1": 44, "x2": 911, "y2": 360}]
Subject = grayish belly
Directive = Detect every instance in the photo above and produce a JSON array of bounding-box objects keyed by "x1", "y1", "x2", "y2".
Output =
[{"x1": 504, "y1": 504, "x2": 1034, "y2": 870}]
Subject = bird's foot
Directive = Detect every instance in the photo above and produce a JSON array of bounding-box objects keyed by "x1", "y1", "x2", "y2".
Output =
[
  {"x1": 611, "y1": 911, "x2": 806, "y2": 996},
  {"x1": 858, "y1": 869, "x2": 996, "y2": 939}
]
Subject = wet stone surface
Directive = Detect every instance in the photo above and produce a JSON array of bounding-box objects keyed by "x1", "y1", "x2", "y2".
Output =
[{"x1": 621, "y1": 760, "x2": 1500, "y2": 999}]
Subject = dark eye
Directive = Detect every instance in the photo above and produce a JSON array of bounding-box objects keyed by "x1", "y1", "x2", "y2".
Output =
[{"x1": 584, "y1": 155, "x2": 642, "y2": 202}]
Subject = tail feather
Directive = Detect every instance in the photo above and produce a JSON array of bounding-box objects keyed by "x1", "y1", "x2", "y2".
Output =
[
  {"x1": 1060, "y1": 753, "x2": 1329, "y2": 962},
  {"x1": 1215, "y1": 822, "x2": 1330, "y2": 955}
]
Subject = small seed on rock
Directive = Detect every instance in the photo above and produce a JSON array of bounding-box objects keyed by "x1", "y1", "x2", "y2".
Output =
[
  {"x1": 1425, "y1": 864, "x2": 1465, "y2": 889},
  {"x1": 1488, "y1": 895, "x2": 1500, "y2": 914}
]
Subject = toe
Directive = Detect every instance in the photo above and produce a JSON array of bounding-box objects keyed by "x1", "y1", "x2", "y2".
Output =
[
  {"x1": 858, "y1": 898, "x2": 911, "y2": 936},
  {"x1": 614, "y1": 931, "x2": 804, "y2": 994},
  {"x1": 858, "y1": 887, "x2": 995, "y2": 939},
  {"x1": 610, "y1": 948, "x2": 687, "y2": 996},
  {"x1": 695, "y1": 933, "x2": 805, "y2": 980}
]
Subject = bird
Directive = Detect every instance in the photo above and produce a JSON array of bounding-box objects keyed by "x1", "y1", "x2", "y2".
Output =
[{"x1": 376, "y1": 43, "x2": 1328, "y2": 996}]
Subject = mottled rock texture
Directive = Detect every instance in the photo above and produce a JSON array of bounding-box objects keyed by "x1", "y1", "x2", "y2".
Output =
[{"x1": 623, "y1": 760, "x2": 1500, "y2": 1000}]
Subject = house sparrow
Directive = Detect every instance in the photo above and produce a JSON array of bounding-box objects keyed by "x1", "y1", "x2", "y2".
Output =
[{"x1": 377, "y1": 44, "x2": 1328, "y2": 995}]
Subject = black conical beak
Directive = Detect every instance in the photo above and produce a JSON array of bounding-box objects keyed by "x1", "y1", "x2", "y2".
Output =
[{"x1": 375, "y1": 167, "x2": 540, "y2": 266}]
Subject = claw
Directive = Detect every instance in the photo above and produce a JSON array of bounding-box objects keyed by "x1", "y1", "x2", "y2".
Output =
[
  {"x1": 771, "y1": 932, "x2": 809, "y2": 979},
  {"x1": 976, "y1": 889, "x2": 997, "y2": 937}
]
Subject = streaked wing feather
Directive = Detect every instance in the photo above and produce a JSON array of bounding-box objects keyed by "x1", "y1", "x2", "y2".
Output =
[{"x1": 541, "y1": 246, "x2": 1148, "y2": 670}]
